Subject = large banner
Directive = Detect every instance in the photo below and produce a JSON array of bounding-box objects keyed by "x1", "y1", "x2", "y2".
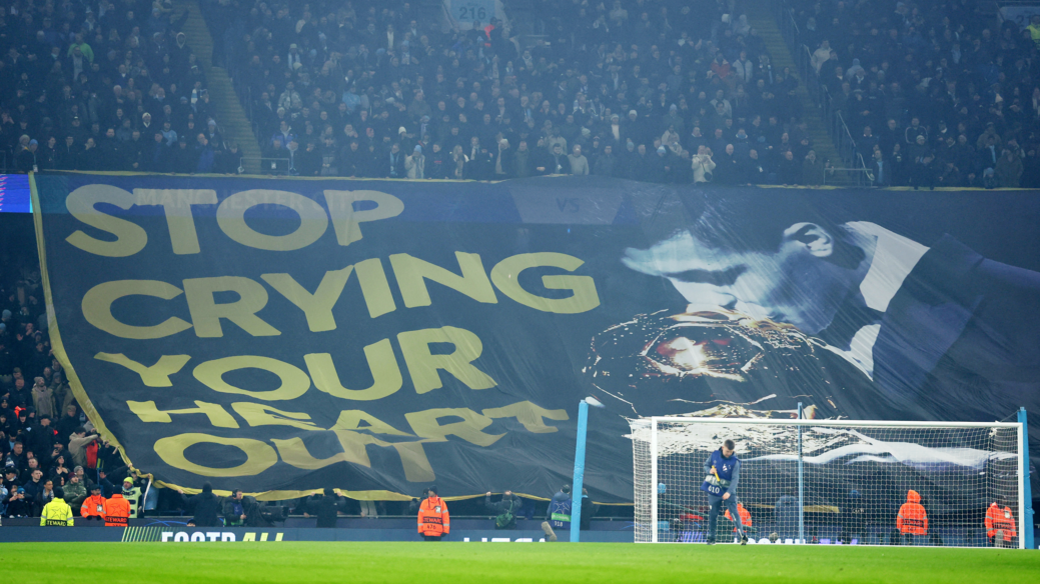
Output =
[{"x1": 32, "y1": 174, "x2": 1039, "y2": 502}]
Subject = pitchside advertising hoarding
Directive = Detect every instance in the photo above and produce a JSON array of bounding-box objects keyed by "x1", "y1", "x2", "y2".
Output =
[{"x1": 30, "y1": 173, "x2": 1039, "y2": 507}]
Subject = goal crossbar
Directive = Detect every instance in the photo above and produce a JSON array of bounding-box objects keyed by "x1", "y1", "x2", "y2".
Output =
[{"x1": 650, "y1": 417, "x2": 1021, "y2": 428}]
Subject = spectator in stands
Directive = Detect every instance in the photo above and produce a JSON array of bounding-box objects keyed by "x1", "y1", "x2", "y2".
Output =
[
  {"x1": 178, "y1": 483, "x2": 223, "y2": 527},
  {"x1": 995, "y1": 148, "x2": 1023, "y2": 188},
  {"x1": 68, "y1": 427, "x2": 98, "y2": 469},
  {"x1": 22, "y1": 469, "x2": 44, "y2": 506},
  {"x1": 802, "y1": 150, "x2": 826, "y2": 185},
  {"x1": 405, "y1": 144, "x2": 425, "y2": 178},
  {"x1": 568, "y1": 144, "x2": 589, "y2": 175},
  {"x1": 485, "y1": 490, "x2": 521, "y2": 530},
  {"x1": 307, "y1": 488, "x2": 349, "y2": 528},
  {"x1": 223, "y1": 488, "x2": 267, "y2": 527},
  {"x1": 6, "y1": 487, "x2": 32, "y2": 518},
  {"x1": 34, "y1": 478, "x2": 56, "y2": 516}
]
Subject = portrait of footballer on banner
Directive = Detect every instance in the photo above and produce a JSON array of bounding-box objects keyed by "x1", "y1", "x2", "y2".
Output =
[{"x1": 585, "y1": 191, "x2": 1040, "y2": 441}]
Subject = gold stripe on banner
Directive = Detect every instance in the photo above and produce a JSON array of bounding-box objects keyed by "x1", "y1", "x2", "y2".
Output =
[{"x1": 30, "y1": 172, "x2": 127, "y2": 460}]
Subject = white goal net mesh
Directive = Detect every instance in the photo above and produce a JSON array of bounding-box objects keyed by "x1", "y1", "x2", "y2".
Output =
[{"x1": 631, "y1": 418, "x2": 1024, "y2": 548}]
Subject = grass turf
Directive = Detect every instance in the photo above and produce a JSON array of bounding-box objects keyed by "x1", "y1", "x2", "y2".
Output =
[{"x1": 2, "y1": 542, "x2": 1038, "y2": 583}]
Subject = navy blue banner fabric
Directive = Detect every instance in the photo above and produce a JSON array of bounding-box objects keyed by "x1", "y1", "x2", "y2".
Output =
[{"x1": 31, "y1": 173, "x2": 1040, "y2": 502}]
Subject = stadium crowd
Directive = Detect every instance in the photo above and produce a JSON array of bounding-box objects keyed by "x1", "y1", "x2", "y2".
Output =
[
  {"x1": 203, "y1": 0, "x2": 838, "y2": 184},
  {"x1": 0, "y1": 220, "x2": 145, "y2": 521},
  {"x1": 793, "y1": 0, "x2": 1040, "y2": 187},
  {"x1": 200, "y1": 0, "x2": 1040, "y2": 187},
  {"x1": 0, "y1": 0, "x2": 243, "y2": 175}
]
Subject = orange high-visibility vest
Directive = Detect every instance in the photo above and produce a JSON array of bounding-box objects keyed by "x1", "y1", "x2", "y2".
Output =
[
  {"x1": 896, "y1": 490, "x2": 928, "y2": 535},
  {"x1": 81, "y1": 495, "x2": 107, "y2": 519},
  {"x1": 985, "y1": 503, "x2": 1017, "y2": 541},
  {"x1": 417, "y1": 495, "x2": 450, "y2": 536},
  {"x1": 103, "y1": 494, "x2": 131, "y2": 527}
]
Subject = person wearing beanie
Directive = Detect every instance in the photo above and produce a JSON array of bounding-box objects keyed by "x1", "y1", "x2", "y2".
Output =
[
  {"x1": 405, "y1": 143, "x2": 425, "y2": 179},
  {"x1": 177, "y1": 482, "x2": 223, "y2": 527},
  {"x1": 81, "y1": 483, "x2": 107, "y2": 521},
  {"x1": 40, "y1": 486, "x2": 74, "y2": 526}
]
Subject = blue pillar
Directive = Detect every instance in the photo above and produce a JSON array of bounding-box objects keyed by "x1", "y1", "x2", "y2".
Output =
[
  {"x1": 1019, "y1": 407, "x2": 1034, "y2": 550},
  {"x1": 570, "y1": 399, "x2": 589, "y2": 543},
  {"x1": 797, "y1": 402, "x2": 805, "y2": 545}
]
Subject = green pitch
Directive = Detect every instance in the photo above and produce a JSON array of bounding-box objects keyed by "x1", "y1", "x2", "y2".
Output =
[{"x1": 2, "y1": 542, "x2": 1038, "y2": 583}]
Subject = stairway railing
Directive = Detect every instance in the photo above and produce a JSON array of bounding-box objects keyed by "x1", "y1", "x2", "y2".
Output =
[{"x1": 774, "y1": 0, "x2": 872, "y2": 186}]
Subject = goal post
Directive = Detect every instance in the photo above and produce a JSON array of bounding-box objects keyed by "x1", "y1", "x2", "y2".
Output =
[{"x1": 632, "y1": 416, "x2": 1029, "y2": 548}]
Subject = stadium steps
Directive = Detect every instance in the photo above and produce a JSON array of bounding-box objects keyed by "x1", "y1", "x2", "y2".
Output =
[
  {"x1": 745, "y1": 0, "x2": 852, "y2": 185},
  {"x1": 179, "y1": 0, "x2": 263, "y2": 174}
]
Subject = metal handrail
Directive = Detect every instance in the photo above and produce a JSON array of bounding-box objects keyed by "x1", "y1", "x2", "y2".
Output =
[{"x1": 775, "y1": 0, "x2": 871, "y2": 182}]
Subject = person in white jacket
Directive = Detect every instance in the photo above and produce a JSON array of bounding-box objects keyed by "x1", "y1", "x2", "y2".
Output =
[
  {"x1": 811, "y1": 40, "x2": 837, "y2": 74},
  {"x1": 691, "y1": 145, "x2": 716, "y2": 183},
  {"x1": 405, "y1": 145, "x2": 425, "y2": 179}
]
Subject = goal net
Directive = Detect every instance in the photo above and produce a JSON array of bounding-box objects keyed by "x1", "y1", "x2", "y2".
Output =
[{"x1": 630, "y1": 417, "x2": 1027, "y2": 548}]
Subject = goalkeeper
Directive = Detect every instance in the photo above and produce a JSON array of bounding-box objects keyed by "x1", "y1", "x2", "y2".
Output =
[{"x1": 701, "y1": 439, "x2": 748, "y2": 545}]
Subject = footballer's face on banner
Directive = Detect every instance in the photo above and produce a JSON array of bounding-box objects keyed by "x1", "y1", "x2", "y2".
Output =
[{"x1": 622, "y1": 225, "x2": 848, "y2": 335}]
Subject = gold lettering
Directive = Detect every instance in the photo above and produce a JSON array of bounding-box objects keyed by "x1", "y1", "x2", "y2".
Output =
[
  {"x1": 353, "y1": 258, "x2": 397, "y2": 318},
  {"x1": 216, "y1": 189, "x2": 329, "y2": 251},
  {"x1": 329, "y1": 410, "x2": 412, "y2": 436},
  {"x1": 65, "y1": 184, "x2": 147, "y2": 257},
  {"x1": 193, "y1": 356, "x2": 310, "y2": 401},
  {"x1": 133, "y1": 188, "x2": 218, "y2": 254},
  {"x1": 323, "y1": 190, "x2": 405, "y2": 246},
  {"x1": 95, "y1": 353, "x2": 190, "y2": 386},
  {"x1": 183, "y1": 276, "x2": 280, "y2": 337},
  {"x1": 262, "y1": 266, "x2": 353, "y2": 332},
  {"x1": 397, "y1": 327, "x2": 497, "y2": 394},
  {"x1": 304, "y1": 340, "x2": 402, "y2": 401},
  {"x1": 231, "y1": 402, "x2": 321, "y2": 431},
  {"x1": 491, "y1": 252, "x2": 600, "y2": 314},
  {"x1": 333, "y1": 431, "x2": 435, "y2": 482},
  {"x1": 405, "y1": 407, "x2": 504, "y2": 446},
  {"x1": 390, "y1": 252, "x2": 497, "y2": 308},
  {"x1": 482, "y1": 401, "x2": 569, "y2": 433},
  {"x1": 271, "y1": 436, "x2": 362, "y2": 469},
  {"x1": 81, "y1": 280, "x2": 192, "y2": 339},
  {"x1": 127, "y1": 400, "x2": 239, "y2": 428},
  {"x1": 154, "y1": 433, "x2": 276, "y2": 477}
]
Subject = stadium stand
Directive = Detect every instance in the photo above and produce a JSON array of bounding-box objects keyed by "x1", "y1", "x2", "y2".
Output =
[
  {"x1": 779, "y1": 0, "x2": 1040, "y2": 187},
  {"x1": 201, "y1": 0, "x2": 845, "y2": 184},
  {"x1": 1, "y1": 0, "x2": 1038, "y2": 531},
  {"x1": 0, "y1": 0, "x2": 239, "y2": 174}
]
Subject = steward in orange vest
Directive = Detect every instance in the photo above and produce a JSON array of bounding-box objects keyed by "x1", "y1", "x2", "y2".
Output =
[
  {"x1": 104, "y1": 493, "x2": 131, "y2": 527},
  {"x1": 725, "y1": 502, "x2": 752, "y2": 532},
  {"x1": 417, "y1": 486, "x2": 450, "y2": 541},
  {"x1": 80, "y1": 485, "x2": 107, "y2": 521},
  {"x1": 896, "y1": 490, "x2": 928, "y2": 537},
  {"x1": 985, "y1": 502, "x2": 1017, "y2": 546}
]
